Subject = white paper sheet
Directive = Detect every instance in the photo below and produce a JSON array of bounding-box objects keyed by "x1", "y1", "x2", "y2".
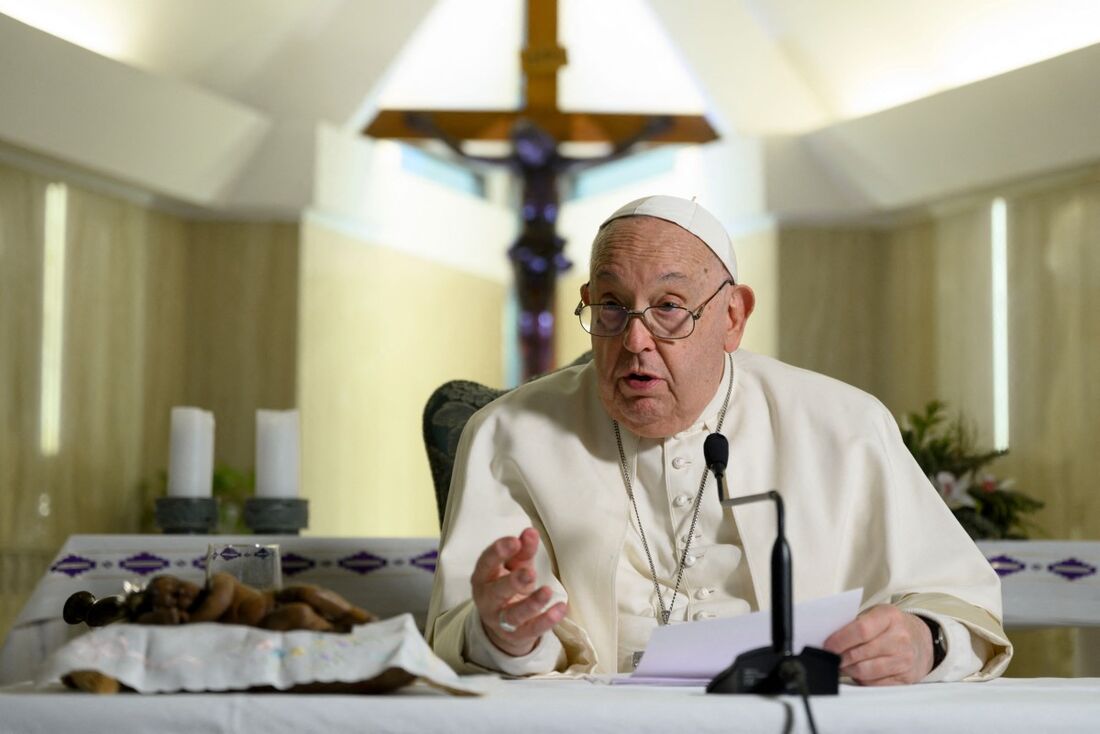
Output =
[{"x1": 620, "y1": 588, "x2": 862, "y2": 685}]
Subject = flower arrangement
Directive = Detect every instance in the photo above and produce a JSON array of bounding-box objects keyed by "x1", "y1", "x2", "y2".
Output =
[{"x1": 900, "y1": 401, "x2": 1044, "y2": 540}]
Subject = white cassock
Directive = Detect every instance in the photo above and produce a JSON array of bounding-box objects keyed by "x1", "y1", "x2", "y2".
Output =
[{"x1": 427, "y1": 350, "x2": 1012, "y2": 679}]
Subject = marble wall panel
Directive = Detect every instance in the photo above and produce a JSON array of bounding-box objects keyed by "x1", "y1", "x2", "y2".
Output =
[
  {"x1": 877, "y1": 220, "x2": 937, "y2": 416},
  {"x1": 929, "y1": 207, "x2": 996, "y2": 446},
  {"x1": 0, "y1": 164, "x2": 40, "y2": 552},
  {"x1": 0, "y1": 165, "x2": 46, "y2": 636},
  {"x1": 0, "y1": 164, "x2": 191, "y2": 637},
  {"x1": 775, "y1": 227, "x2": 888, "y2": 398},
  {"x1": 298, "y1": 221, "x2": 505, "y2": 538},
  {"x1": 1001, "y1": 176, "x2": 1100, "y2": 541},
  {"x1": 184, "y1": 221, "x2": 299, "y2": 469}
]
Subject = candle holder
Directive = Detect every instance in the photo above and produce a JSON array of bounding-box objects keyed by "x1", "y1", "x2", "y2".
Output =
[
  {"x1": 244, "y1": 498, "x2": 309, "y2": 535},
  {"x1": 155, "y1": 497, "x2": 217, "y2": 535}
]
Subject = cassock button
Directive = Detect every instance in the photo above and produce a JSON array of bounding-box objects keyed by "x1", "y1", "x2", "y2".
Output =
[
  {"x1": 671, "y1": 457, "x2": 690, "y2": 469},
  {"x1": 694, "y1": 587, "x2": 711, "y2": 600},
  {"x1": 683, "y1": 554, "x2": 697, "y2": 567},
  {"x1": 693, "y1": 611, "x2": 717, "y2": 621},
  {"x1": 672, "y1": 494, "x2": 691, "y2": 508}
]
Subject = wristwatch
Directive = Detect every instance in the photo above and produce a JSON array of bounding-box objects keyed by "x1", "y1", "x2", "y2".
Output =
[{"x1": 919, "y1": 616, "x2": 947, "y2": 671}]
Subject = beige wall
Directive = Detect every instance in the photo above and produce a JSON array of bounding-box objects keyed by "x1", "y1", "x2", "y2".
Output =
[
  {"x1": 0, "y1": 161, "x2": 299, "y2": 639},
  {"x1": 733, "y1": 227, "x2": 780, "y2": 358},
  {"x1": 555, "y1": 271, "x2": 590, "y2": 365},
  {"x1": 298, "y1": 220, "x2": 505, "y2": 538}
]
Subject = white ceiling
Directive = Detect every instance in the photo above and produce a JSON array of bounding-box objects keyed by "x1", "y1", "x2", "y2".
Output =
[
  {"x1": 1, "y1": 0, "x2": 1099, "y2": 230},
  {"x1": 3, "y1": 0, "x2": 1099, "y2": 134},
  {"x1": 741, "y1": 0, "x2": 1100, "y2": 120}
]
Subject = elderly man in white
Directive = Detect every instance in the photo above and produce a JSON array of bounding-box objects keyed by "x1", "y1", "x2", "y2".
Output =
[{"x1": 427, "y1": 195, "x2": 1011, "y2": 684}]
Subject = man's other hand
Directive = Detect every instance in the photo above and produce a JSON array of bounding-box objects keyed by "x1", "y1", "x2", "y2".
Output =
[
  {"x1": 471, "y1": 528, "x2": 568, "y2": 657},
  {"x1": 823, "y1": 604, "x2": 934, "y2": 685}
]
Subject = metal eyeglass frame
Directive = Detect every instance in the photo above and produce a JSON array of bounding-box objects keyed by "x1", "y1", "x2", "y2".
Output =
[{"x1": 574, "y1": 279, "x2": 735, "y2": 339}]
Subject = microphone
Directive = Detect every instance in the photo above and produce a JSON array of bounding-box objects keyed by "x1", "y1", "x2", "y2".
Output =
[
  {"x1": 707, "y1": 490, "x2": 839, "y2": 697},
  {"x1": 704, "y1": 433, "x2": 729, "y2": 503}
]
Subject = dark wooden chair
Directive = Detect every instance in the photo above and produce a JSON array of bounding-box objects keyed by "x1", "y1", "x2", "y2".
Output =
[{"x1": 422, "y1": 352, "x2": 592, "y2": 523}]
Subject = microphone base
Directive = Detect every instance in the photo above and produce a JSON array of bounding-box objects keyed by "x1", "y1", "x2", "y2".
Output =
[{"x1": 706, "y1": 646, "x2": 840, "y2": 696}]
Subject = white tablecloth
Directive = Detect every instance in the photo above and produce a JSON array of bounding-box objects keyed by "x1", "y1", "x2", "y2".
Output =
[
  {"x1": 0, "y1": 535, "x2": 437, "y2": 686},
  {"x1": 1, "y1": 676, "x2": 1098, "y2": 734}
]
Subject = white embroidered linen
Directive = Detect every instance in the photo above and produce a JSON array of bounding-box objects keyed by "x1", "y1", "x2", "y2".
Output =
[{"x1": 37, "y1": 614, "x2": 481, "y2": 695}]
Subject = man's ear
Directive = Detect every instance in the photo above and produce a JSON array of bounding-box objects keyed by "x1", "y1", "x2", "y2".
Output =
[
  {"x1": 580, "y1": 282, "x2": 591, "y2": 305},
  {"x1": 724, "y1": 284, "x2": 755, "y2": 352}
]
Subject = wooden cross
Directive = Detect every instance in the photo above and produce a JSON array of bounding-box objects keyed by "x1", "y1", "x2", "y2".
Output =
[{"x1": 364, "y1": 0, "x2": 717, "y2": 380}]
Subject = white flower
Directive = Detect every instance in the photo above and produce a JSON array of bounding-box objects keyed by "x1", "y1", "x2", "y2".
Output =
[{"x1": 932, "y1": 471, "x2": 976, "y2": 509}]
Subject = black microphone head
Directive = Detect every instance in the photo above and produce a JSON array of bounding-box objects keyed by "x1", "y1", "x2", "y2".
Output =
[{"x1": 704, "y1": 433, "x2": 729, "y2": 472}]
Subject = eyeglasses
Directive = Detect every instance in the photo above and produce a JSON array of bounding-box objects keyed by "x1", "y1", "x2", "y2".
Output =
[{"x1": 575, "y1": 279, "x2": 734, "y2": 339}]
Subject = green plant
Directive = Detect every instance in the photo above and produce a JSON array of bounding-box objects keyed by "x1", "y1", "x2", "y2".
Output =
[
  {"x1": 900, "y1": 401, "x2": 1044, "y2": 540},
  {"x1": 209, "y1": 465, "x2": 253, "y2": 533}
]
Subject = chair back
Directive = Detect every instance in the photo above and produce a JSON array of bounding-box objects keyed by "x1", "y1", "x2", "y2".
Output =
[{"x1": 421, "y1": 352, "x2": 592, "y2": 523}]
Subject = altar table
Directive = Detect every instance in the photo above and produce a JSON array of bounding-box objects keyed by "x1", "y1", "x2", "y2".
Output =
[
  {"x1": 3, "y1": 536, "x2": 1099, "y2": 686},
  {"x1": 2, "y1": 676, "x2": 1099, "y2": 734}
]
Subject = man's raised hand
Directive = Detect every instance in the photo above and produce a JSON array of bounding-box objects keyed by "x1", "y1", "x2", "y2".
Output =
[{"x1": 471, "y1": 528, "x2": 567, "y2": 657}]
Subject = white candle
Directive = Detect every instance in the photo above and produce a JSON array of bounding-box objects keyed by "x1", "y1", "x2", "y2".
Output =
[
  {"x1": 166, "y1": 407, "x2": 215, "y2": 498},
  {"x1": 255, "y1": 409, "x2": 300, "y2": 499}
]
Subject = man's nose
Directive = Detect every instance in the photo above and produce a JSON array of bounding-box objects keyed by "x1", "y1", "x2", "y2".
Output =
[{"x1": 621, "y1": 314, "x2": 655, "y2": 353}]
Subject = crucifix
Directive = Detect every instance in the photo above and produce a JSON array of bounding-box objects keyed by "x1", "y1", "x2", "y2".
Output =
[{"x1": 364, "y1": 0, "x2": 717, "y2": 380}]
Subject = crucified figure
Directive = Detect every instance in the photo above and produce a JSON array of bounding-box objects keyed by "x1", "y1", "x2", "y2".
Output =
[{"x1": 407, "y1": 113, "x2": 673, "y2": 379}]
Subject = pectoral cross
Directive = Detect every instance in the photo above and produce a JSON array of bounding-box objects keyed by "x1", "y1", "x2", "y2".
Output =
[{"x1": 364, "y1": 0, "x2": 717, "y2": 380}]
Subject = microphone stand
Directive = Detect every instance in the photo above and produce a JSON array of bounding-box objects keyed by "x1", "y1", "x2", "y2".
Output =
[{"x1": 705, "y1": 486, "x2": 840, "y2": 697}]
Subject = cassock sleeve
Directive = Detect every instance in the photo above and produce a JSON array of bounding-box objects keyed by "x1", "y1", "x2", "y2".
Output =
[
  {"x1": 848, "y1": 404, "x2": 1013, "y2": 680},
  {"x1": 425, "y1": 405, "x2": 599, "y2": 675}
]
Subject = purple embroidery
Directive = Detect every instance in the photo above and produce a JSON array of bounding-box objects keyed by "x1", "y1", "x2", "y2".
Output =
[
  {"x1": 192, "y1": 555, "x2": 207, "y2": 571},
  {"x1": 1048, "y1": 557, "x2": 1097, "y2": 581},
  {"x1": 281, "y1": 552, "x2": 316, "y2": 576},
  {"x1": 119, "y1": 552, "x2": 170, "y2": 576},
  {"x1": 987, "y1": 555, "x2": 1025, "y2": 577},
  {"x1": 218, "y1": 547, "x2": 242, "y2": 561},
  {"x1": 51, "y1": 554, "x2": 96, "y2": 578},
  {"x1": 409, "y1": 549, "x2": 438, "y2": 574},
  {"x1": 338, "y1": 551, "x2": 387, "y2": 575}
]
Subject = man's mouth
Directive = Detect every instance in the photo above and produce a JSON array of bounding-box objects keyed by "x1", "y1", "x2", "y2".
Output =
[{"x1": 622, "y1": 371, "x2": 663, "y2": 390}]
